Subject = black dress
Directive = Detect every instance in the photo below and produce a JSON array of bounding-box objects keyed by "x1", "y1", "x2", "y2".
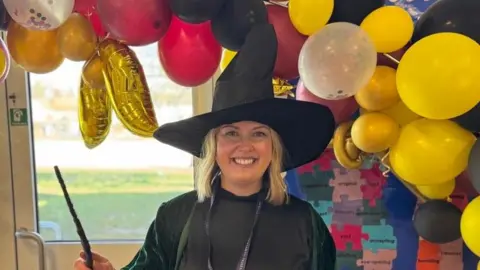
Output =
[{"x1": 121, "y1": 189, "x2": 336, "y2": 270}]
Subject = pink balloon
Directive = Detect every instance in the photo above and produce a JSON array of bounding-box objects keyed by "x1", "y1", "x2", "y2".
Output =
[
  {"x1": 97, "y1": 0, "x2": 171, "y2": 46},
  {"x1": 158, "y1": 16, "x2": 221, "y2": 87},
  {"x1": 296, "y1": 80, "x2": 358, "y2": 124}
]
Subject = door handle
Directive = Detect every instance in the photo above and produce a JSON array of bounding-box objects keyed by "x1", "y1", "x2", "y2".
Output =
[{"x1": 15, "y1": 227, "x2": 46, "y2": 270}]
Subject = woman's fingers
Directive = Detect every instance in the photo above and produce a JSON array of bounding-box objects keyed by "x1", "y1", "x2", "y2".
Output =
[{"x1": 79, "y1": 251, "x2": 109, "y2": 263}]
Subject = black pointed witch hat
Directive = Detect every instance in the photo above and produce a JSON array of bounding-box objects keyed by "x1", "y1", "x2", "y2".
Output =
[{"x1": 153, "y1": 23, "x2": 334, "y2": 171}]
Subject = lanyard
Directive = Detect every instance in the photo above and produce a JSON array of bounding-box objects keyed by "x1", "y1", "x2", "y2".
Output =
[{"x1": 205, "y1": 180, "x2": 264, "y2": 270}]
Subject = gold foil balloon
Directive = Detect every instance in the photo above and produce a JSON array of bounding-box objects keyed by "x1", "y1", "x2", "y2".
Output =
[
  {"x1": 272, "y1": 77, "x2": 294, "y2": 97},
  {"x1": 333, "y1": 121, "x2": 363, "y2": 169},
  {"x1": 82, "y1": 52, "x2": 106, "y2": 89},
  {"x1": 98, "y1": 38, "x2": 158, "y2": 137},
  {"x1": 7, "y1": 21, "x2": 64, "y2": 74},
  {"x1": 57, "y1": 13, "x2": 98, "y2": 62},
  {"x1": 78, "y1": 55, "x2": 112, "y2": 149}
]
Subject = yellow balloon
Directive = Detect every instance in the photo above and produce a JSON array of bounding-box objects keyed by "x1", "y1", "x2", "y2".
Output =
[
  {"x1": 7, "y1": 21, "x2": 64, "y2": 74},
  {"x1": 360, "y1": 6, "x2": 414, "y2": 53},
  {"x1": 389, "y1": 119, "x2": 476, "y2": 185},
  {"x1": 397, "y1": 33, "x2": 480, "y2": 119},
  {"x1": 351, "y1": 112, "x2": 400, "y2": 153},
  {"x1": 416, "y1": 179, "x2": 455, "y2": 199},
  {"x1": 98, "y1": 39, "x2": 159, "y2": 137},
  {"x1": 355, "y1": 66, "x2": 399, "y2": 111},
  {"x1": 220, "y1": 49, "x2": 236, "y2": 71},
  {"x1": 288, "y1": 0, "x2": 334, "y2": 36},
  {"x1": 380, "y1": 101, "x2": 421, "y2": 127},
  {"x1": 359, "y1": 101, "x2": 421, "y2": 127},
  {"x1": 461, "y1": 196, "x2": 480, "y2": 257}
]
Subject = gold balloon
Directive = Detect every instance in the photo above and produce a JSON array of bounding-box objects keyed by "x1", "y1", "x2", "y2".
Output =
[
  {"x1": 351, "y1": 112, "x2": 400, "y2": 153},
  {"x1": 57, "y1": 13, "x2": 98, "y2": 62},
  {"x1": 333, "y1": 121, "x2": 363, "y2": 169},
  {"x1": 7, "y1": 21, "x2": 64, "y2": 74},
  {"x1": 82, "y1": 52, "x2": 106, "y2": 89},
  {"x1": 355, "y1": 66, "x2": 399, "y2": 111},
  {"x1": 78, "y1": 61, "x2": 112, "y2": 149},
  {"x1": 98, "y1": 38, "x2": 158, "y2": 137}
]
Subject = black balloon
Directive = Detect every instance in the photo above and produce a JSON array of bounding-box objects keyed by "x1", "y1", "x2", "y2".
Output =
[
  {"x1": 211, "y1": 0, "x2": 268, "y2": 51},
  {"x1": 413, "y1": 200, "x2": 462, "y2": 244},
  {"x1": 169, "y1": 0, "x2": 226, "y2": 24},
  {"x1": 328, "y1": 0, "x2": 384, "y2": 25},
  {"x1": 452, "y1": 102, "x2": 480, "y2": 134},
  {"x1": 412, "y1": 0, "x2": 480, "y2": 43}
]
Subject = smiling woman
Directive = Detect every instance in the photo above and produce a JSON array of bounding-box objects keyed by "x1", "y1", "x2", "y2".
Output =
[
  {"x1": 198, "y1": 121, "x2": 286, "y2": 203},
  {"x1": 74, "y1": 24, "x2": 336, "y2": 270}
]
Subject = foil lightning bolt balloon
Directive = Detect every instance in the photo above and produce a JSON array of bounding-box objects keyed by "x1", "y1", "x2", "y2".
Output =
[
  {"x1": 78, "y1": 53, "x2": 112, "y2": 149},
  {"x1": 98, "y1": 38, "x2": 158, "y2": 137}
]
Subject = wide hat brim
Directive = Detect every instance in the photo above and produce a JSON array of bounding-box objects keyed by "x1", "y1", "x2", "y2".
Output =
[{"x1": 153, "y1": 98, "x2": 335, "y2": 171}]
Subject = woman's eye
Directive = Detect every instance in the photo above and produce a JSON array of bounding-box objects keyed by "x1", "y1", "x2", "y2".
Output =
[
  {"x1": 253, "y1": 131, "x2": 267, "y2": 137},
  {"x1": 225, "y1": 130, "x2": 238, "y2": 136}
]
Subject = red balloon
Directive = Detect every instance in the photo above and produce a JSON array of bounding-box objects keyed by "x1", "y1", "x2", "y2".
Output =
[
  {"x1": 76, "y1": 7, "x2": 108, "y2": 38},
  {"x1": 158, "y1": 16, "x2": 221, "y2": 87},
  {"x1": 97, "y1": 0, "x2": 172, "y2": 46},
  {"x1": 456, "y1": 171, "x2": 479, "y2": 198},
  {"x1": 296, "y1": 80, "x2": 358, "y2": 124},
  {"x1": 74, "y1": 0, "x2": 97, "y2": 12},
  {"x1": 267, "y1": 5, "x2": 307, "y2": 80}
]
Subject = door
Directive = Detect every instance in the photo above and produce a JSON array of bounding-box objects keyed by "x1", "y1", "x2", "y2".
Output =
[{"x1": 1, "y1": 44, "x2": 215, "y2": 270}]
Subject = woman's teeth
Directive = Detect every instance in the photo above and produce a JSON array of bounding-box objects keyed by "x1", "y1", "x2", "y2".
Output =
[{"x1": 233, "y1": 158, "x2": 255, "y2": 165}]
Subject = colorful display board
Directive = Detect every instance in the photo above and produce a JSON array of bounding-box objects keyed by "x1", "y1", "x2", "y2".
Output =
[{"x1": 289, "y1": 149, "x2": 479, "y2": 270}]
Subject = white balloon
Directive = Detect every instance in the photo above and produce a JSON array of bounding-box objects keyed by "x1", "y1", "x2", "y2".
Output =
[
  {"x1": 4, "y1": 0, "x2": 74, "y2": 30},
  {"x1": 298, "y1": 22, "x2": 377, "y2": 100}
]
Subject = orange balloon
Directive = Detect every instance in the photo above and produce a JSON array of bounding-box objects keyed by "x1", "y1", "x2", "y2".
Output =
[
  {"x1": 57, "y1": 13, "x2": 98, "y2": 61},
  {"x1": 351, "y1": 112, "x2": 400, "y2": 153},
  {"x1": 7, "y1": 22, "x2": 64, "y2": 74},
  {"x1": 355, "y1": 65, "x2": 399, "y2": 111}
]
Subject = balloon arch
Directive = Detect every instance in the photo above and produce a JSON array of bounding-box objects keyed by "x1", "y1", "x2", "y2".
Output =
[{"x1": 1, "y1": 0, "x2": 480, "y2": 266}]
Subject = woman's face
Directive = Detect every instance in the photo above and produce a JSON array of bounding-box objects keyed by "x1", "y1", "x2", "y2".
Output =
[{"x1": 216, "y1": 121, "x2": 273, "y2": 185}]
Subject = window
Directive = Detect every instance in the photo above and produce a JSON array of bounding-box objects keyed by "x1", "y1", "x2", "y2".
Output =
[
  {"x1": 31, "y1": 44, "x2": 194, "y2": 241},
  {"x1": 2, "y1": 42, "x2": 215, "y2": 269}
]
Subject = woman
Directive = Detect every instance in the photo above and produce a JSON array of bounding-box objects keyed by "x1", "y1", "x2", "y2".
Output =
[{"x1": 74, "y1": 23, "x2": 336, "y2": 270}]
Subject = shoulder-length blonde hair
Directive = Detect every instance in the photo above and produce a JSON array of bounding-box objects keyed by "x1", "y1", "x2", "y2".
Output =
[{"x1": 196, "y1": 128, "x2": 288, "y2": 206}]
